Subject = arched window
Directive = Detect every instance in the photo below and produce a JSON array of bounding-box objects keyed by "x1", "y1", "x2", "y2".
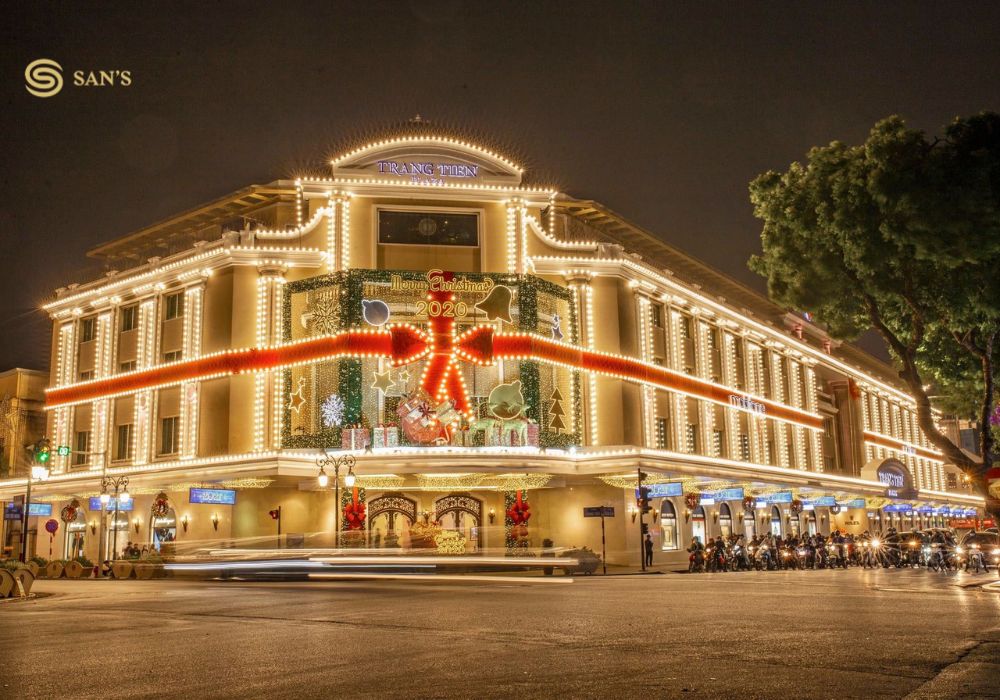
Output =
[
  {"x1": 770, "y1": 505, "x2": 782, "y2": 536},
  {"x1": 659, "y1": 500, "x2": 678, "y2": 551},
  {"x1": 718, "y1": 503, "x2": 733, "y2": 538},
  {"x1": 691, "y1": 505, "x2": 706, "y2": 545},
  {"x1": 806, "y1": 511, "x2": 817, "y2": 536}
]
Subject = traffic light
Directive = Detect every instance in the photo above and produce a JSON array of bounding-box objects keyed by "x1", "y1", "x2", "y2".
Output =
[
  {"x1": 268, "y1": 509, "x2": 280, "y2": 520},
  {"x1": 34, "y1": 438, "x2": 51, "y2": 464},
  {"x1": 638, "y1": 486, "x2": 651, "y2": 514}
]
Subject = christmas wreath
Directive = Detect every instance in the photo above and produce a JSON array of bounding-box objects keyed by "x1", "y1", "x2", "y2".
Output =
[
  {"x1": 684, "y1": 492, "x2": 701, "y2": 510},
  {"x1": 742, "y1": 496, "x2": 757, "y2": 513},
  {"x1": 151, "y1": 494, "x2": 170, "y2": 518},
  {"x1": 790, "y1": 499, "x2": 803, "y2": 515},
  {"x1": 60, "y1": 505, "x2": 77, "y2": 523}
]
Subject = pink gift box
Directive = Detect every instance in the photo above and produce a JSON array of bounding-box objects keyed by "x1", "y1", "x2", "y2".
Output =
[{"x1": 341, "y1": 427, "x2": 370, "y2": 451}]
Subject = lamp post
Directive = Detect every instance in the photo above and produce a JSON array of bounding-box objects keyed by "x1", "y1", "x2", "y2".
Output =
[
  {"x1": 19, "y1": 464, "x2": 51, "y2": 563},
  {"x1": 100, "y1": 474, "x2": 130, "y2": 564},
  {"x1": 316, "y1": 451, "x2": 356, "y2": 548}
]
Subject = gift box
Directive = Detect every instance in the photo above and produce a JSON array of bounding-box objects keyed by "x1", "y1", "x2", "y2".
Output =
[
  {"x1": 525, "y1": 421, "x2": 539, "y2": 447},
  {"x1": 341, "y1": 427, "x2": 370, "y2": 451},
  {"x1": 451, "y1": 427, "x2": 475, "y2": 447},
  {"x1": 372, "y1": 425, "x2": 399, "y2": 448}
]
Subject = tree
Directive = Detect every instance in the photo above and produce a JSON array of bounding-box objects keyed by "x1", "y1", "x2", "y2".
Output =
[{"x1": 748, "y1": 113, "x2": 1000, "y2": 509}]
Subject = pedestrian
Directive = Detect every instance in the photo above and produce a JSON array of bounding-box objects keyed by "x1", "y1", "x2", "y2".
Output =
[{"x1": 644, "y1": 533, "x2": 653, "y2": 567}]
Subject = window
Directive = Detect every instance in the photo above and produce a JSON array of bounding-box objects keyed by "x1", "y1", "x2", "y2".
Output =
[
  {"x1": 164, "y1": 293, "x2": 183, "y2": 320},
  {"x1": 73, "y1": 431, "x2": 90, "y2": 466},
  {"x1": 160, "y1": 416, "x2": 179, "y2": 455},
  {"x1": 80, "y1": 317, "x2": 96, "y2": 343},
  {"x1": 718, "y1": 503, "x2": 733, "y2": 538},
  {"x1": 115, "y1": 424, "x2": 133, "y2": 461},
  {"x1": 162, "y1": 350, "x2": 183, "y2": 363},
  {"x1": 79, "y1": 370, "x2": 94, "y2": 381},
  {"x1": 377, "y1": 209, "x2": 479, "y2": 247},
  {"x1": 655, "y1": 418, "x2": 668, "y2": 449},
  {"x1": 770, "y1": 506, "x2": 782, "y2": 536},
  {"x1": 650, "y1": 304, "x2": 663, "y2": 328},
  {"x1": 119, "y1": 360, "x2": 137, "y2": 373},
  {"x1": 120, "y1": 305, "x2": 137, "y2": 332},
  {"x1": 659, "y1": 501, "x2": 678, "y2": 551}
]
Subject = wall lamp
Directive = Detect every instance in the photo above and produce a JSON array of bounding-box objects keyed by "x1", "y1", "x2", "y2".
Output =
[
  {"x1": 181, "y1": 514, "x2": 190, "y2": 532},
  {"x1": 132, "y1": 516, "x2": 141, "y2": 533},
  {"x1": 629, "y1": 504, "x2": 638, "y2": 523},
  {"x1": 488, "y1": 508, "x2": 496, "y2": 524},
  {"x1": 211, "y1": 513, "x2": 220, "y2": 531},
  {"x1": 89, "y1": 520, "x2": 97, "y2": 535}
]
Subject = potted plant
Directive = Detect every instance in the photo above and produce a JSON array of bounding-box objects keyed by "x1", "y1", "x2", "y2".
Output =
[
  {"x1": 63, "y1": 559, "x2": 85, "y2": 578},
  {"x1": 3, "y1": 559, "x2": 35, "y2": 595},
  {"x1": 111, "y1": 560, "x2": 134, "y2": 579}
]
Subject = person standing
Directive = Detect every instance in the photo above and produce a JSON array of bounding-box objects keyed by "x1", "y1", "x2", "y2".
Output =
[{"x1": 644, "y1": 533, "x2": 654, "y2": 567}]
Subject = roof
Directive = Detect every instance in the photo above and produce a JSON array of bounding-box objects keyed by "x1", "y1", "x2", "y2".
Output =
[{"x1": 87, "y1": 184, "x2": 290, "y2": 261}]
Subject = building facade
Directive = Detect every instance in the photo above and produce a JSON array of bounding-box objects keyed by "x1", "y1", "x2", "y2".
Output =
[{"x1": 0, "y1": 134, "x2": 985, "y2": 567}]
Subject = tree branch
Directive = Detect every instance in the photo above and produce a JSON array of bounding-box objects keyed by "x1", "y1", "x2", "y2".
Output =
[{"x1": 863, "y1": 295, "x2": 982, "y2": 474}]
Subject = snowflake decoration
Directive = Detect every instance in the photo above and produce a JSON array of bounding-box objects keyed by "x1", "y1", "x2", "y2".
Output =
[
  {"x1": 321, "y1": 393, "x2": 346, "y2": 428},
  {"x1": 309, "y1": 291, "x2": 339, "y2": 336}
]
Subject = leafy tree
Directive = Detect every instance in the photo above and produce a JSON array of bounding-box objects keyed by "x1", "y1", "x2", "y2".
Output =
[{"x1": 748, "y1": 113, "x2": 999, "y2": 508}]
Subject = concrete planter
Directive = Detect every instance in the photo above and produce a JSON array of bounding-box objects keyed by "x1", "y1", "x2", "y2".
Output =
[
  {"x1": 133, "y1": 562, "x2": 156, "y2": 580},
  {"x1": 26, "y1": 561, "x2": 40, "y2": 578},
  {"x1": 0, "y1": 569, "x2": 14, "y2": 597},
  {"x1": 44, "y1": 560, "x2": 65, "y2": 579},
  {"x1": 111, "y1": 561, "x2": 134, "y2": 579},
  {"x1": 64, "y1": 560, "x2": 84, "y2": 578},
  {"x1": 14, "y1": 568, "x2": 34, "y2": 595}
]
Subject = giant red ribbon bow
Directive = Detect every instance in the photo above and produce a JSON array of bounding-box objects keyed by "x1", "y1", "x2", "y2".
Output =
[{"x1": 343, "y1": 486, "x2": 366, "y2": 530}]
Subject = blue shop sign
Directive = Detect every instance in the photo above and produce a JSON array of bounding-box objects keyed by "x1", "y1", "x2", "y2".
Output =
[
  {"x1": 189, "y1": 488, "x2": 237, "y2": 505},
  {"x1": 88, "y1": 496, "x2": 134, "y2": 512},
  {"x1": 28, "y1": 502, "x2": 52, "y2": 517},
  {"x1": 804, "y1": 496, "x2": 836, "y2": 507},
  {"x1": 700, "y1": 487, "x2": 745, "y2": 502},
  {"x1": 3, "y1": 503, "x2": 22, "y2": 520},
  {"x1": 916, "y1": 505, "x2": 934, "y2": 514},
  {"x1": 842, "y1": 499, "x2": 867, "y2": 509},
  {"x1": 883, "y1": 503, "x2": 913, "y2": 513},
  {"x1": 634, "y1": 482, "x2": 683, "y2": 499},
  {"x1": 759, "y1": 491, "x2": 793, "y2": 504}
]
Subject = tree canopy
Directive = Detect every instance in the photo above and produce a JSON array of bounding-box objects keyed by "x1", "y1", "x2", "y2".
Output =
[{"x1": 749, "y1": 113, "x2": 999, "y2": 505}]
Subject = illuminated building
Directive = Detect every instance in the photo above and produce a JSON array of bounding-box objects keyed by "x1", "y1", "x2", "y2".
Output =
[{"x1": 0, "y1": 133, "x2": 984, "y2": 566}]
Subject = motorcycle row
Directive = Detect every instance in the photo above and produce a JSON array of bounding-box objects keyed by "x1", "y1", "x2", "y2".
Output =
[{"x1": 686, "y1": 528, "x2": 1000, "y2": 574}]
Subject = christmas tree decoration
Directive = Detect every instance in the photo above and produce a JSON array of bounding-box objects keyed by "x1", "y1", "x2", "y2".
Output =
[
  {"x1": 474, "y1": 285, "x2": 514, "y2": 323},
  {"x1": 361, "y1": 298, "x2": 391, "y2": 326},
  {"x1": 288, "y1": 377, "x2": 307, "y2": 414},
  {"x1": 489, "y1": 380, "x2": 526, "y2": 420},
  {"x1": 548, "y1": 387, "x2": 566, "y2": 432},
  {"x1": 321, "y1": 393, "x2": 346, "y2": 428},
  {"x1": 371, "y1": 369, "x2": 395, "y2": 394}
]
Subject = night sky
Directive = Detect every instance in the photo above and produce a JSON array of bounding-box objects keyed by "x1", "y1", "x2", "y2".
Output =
[{"x1": 3, "y1": 2, "x2": 999, "y2": 371}]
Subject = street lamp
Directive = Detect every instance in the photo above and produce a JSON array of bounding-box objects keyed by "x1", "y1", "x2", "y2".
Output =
[
  {"x1": 19, "y1": 462, "x2": 50, "y2": 563},
  {"x1": 101, "y1": 474, "x2": 130, "y2": 564},
  {"x1": 316, "y1": 451, "x2": 356, "y2": 548}
]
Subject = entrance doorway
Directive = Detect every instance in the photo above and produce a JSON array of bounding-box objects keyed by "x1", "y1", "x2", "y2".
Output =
[
  {"x1": 718, "y1": 503, "x2": 733, "y2": 538},
  {"x1": 434, "y1": 494, "x2": 483, "y2": 551},
  {"x1": 743, "y1": 512, "x2": 756, "y2": 539},
  {"x1": 367, "y1": 493, "x2": 417, "y2": 548},
  {"x1": 769, "y1": 506, "x2": 782, "y2": 536},
  {"x1": 691, "y1": 506, "x2": 706, "y2": 545}
]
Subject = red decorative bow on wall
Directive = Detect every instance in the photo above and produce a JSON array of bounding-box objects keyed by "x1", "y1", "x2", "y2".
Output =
[
  {"x1": 506, "y1": 490, "x2": 531, "y2": 525},
  {"x1": 343, "y1": 486, "x2": 366, "y2": 530}
]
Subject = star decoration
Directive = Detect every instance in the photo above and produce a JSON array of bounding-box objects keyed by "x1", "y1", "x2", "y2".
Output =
[
  {"x1": 371, "y1": 369, "x2": 395, "y2": 394},
  {"x1": 288, "y1": 377, "x2": 307, "y2": 414},
  {"x1": 398, "y1": 368, "x2": 412, "y2": 389}
]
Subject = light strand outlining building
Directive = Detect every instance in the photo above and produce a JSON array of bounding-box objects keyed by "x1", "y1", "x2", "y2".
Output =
[{"x1": 0, "y1": 133, "x2": 984, "y2": 566}]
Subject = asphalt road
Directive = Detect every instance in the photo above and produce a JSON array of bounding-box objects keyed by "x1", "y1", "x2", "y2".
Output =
[{"x1": 2, "y1": 569, "x2": 998, "y2": 699}]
